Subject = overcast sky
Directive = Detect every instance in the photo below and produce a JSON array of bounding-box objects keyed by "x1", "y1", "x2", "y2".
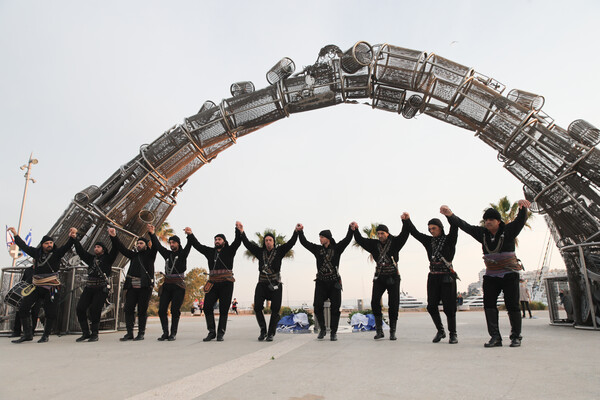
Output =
[{"x1": 1, "y1": 1, "x2": 598, "y2": 306}]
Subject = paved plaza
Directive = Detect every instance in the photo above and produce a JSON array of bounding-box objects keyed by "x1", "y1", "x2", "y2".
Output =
[{"x1": 1, "y1": 310, "x2": 598, "y2": 399}]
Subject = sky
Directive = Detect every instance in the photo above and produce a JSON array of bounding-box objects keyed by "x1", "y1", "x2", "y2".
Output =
[{"x1": 1, "y1": 0, "x2": 599, "y2": 307}]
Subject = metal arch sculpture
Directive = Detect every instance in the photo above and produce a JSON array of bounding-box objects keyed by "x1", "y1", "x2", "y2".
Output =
[{"x1": 45, "y1": 41, "x2": 600, "y2": 328}]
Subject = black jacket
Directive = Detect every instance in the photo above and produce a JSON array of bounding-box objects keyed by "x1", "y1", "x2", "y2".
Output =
[
  {"x1": 14, "y1": 235, "x2": 74, "y2": 274},
  {"x1": 149, "y1": 233, "x2": 192, "y2": 275},
  {"x1": 353, "y1": 224, "x2": 410, "y2": 269},
  {"x1": 242, "y1": 230, "x2": 298, "y2": 275},
  {"x1": 448, "y1": 206, "x2": 528, "y2": 254},
  {"x1": 188, "y1": 230, "x2": 242, "y2": 271},
  {"x1": 113, "y1": 235, "x2": 157, "y2": 287},
  {"x1": 404, "y1": 217, "x2": 458, "y2": 263},
  {"x1": 73, "y1": 239, "x2": 118, "y2": 279},
  {"x1": 299, "y1": 227, "x2": 353, "y2": 280}
]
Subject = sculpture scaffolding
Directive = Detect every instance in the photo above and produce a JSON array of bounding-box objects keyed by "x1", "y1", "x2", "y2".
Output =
[{"x1": 6, "y1": 41, "x2": 600, "y2": 331}]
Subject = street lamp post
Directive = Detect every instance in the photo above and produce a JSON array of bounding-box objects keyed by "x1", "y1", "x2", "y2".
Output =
[{"x1": 11, "y1": 153, "x2": 38, "y2": 267}]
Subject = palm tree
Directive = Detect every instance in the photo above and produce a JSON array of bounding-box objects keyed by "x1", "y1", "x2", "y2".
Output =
[
  {"x1": 352, "y1": 222, "x2": 380, "y2": 263},
  {"x1": 155, "y1": 220, "x2": 175, "y2": 244},
  {"x1": 243, "y1": 229, "x2": 294, "y2": 260},
  {"x1": 481, "y1": 196, "x2": 533, "y2": 246}
]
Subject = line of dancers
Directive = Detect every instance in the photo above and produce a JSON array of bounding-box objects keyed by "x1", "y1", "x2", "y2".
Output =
[{"x1": 7, "y1": 199, "x2": 531, "y2": 347}]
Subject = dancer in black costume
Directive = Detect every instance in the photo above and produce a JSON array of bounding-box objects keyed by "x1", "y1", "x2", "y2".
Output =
[
  {"x1": 186, "y1": 222, "x2": 242, "y2": 342},
  {"x1": 298, "y1": 223, "x2": 353, "y2": 341},
  {"x1": 441, "y1": 201, "x2": 530, "y2": 348},
  {"x1": 111, "y1": 227, "x2": 157, "y2": 341},
  {"x1": 8, "y1": 226, "x2": 76, "y2": 343},
  {"x1": 148, "y1": 224, "x2": 192, "y2": 341},
  {"x1": 240, "y1": 222, "x2": 299, "y2": 341},
  {"x1": 352, "y1": 221, "x2": 409, "y2": 341},
  {"x1": 401, "y1": 211, "x2": 459, "y2": 344},
  {"x1": 72, "y1": 228, "x2": 118, "y2": 342}
]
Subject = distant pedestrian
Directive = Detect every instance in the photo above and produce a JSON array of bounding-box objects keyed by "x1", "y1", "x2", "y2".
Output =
[
  {"x1": 232, "y1": 298, "x2": 239, "y2": 315},
  {"x1": 519, "y1": 279, "x2": 533, "y2": 318},
  {"x1": 457, "y1": 293, "x2": 464, "y2": 306}
]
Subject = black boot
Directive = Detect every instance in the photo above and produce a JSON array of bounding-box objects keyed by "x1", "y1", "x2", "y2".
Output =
[
  {"x1": 508, "y1": 311, "x2": 522, "y2": 347},
  {"x1": 265, "y1": 334, "x2": 274, "y2": 342},
  {"x1": 134, "y1": 316, "x2": 146, "y2": 341},
  {"x1": 216, "y1": 328, "x2": 225, "y2": 342},
  {"x1": 389, "y1": 319, "x2": 397, "y2": 341},
  {"x1": 169, "y1": 315, "x2": 179, "y2": 341},
  {"x1": 432, "y1": 329, "x2": 446, "y2": 343},
  {"x1": 330, "y1": 331, "x2": 338, "y2": 341},
  {"x1": 484, "y1": 308, "x2": 502, "y2": 348},
  {"x1": 157, "y1": 333, "x2": 169, "y2": 341},
  {"x1": 267, "y1": 313, "x2": 280, "y2": 340},
  {"x1": 258, "y1": 329, "x2": 267, "y2": 341},
  {"x1": 88, "y1": 333, "x2": 99, "y2": 342},
  {"x1": 76, "y1": 332, "x2": 91, "y2": 342},
  {"x1": 449, "y1": 332, "x2": 458, "y2": 344},
  {"x1": 38, "y1": 320, "x2": 52, "y2": 343},
  {"x1": 374, "y1": 315, "x2": 384, "y2": 340},
  {"x1": 204, "y1": 313, "x2": 217, "y2": 341},
  {"x1": 121, "y1": 313, "x2": 135, "y2": 341},
  {"x1": 256, "y1": 311, "x2": 268, "y2": 341},
  {"x1": 12, "y1": 317, "x2": 33, "y2": 344},
  {"x1": 317, "y1": 329, "x2": 327, "y2": 339}
]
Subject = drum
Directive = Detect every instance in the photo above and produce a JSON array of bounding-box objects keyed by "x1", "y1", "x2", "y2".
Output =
[{"x1": 4, "y1": 281, "x2": 35, "y2": 308}]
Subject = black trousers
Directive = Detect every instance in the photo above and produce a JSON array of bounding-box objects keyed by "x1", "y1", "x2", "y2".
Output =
[
  {"x1": 158, "y1": 283, "x2": 185, "y2": 335},
  {"x1": 19, "y1": 286, "x2": 59, "y2": 335},
  {"x1": 483, "y1": 272, "x2": 521, "y2": 338},
  {"x1": 76, "y1": 286, "x2": 108, "y2": 334},
  {"x1": 313, "y1": 280, "x2": 341, "y2": 333},
  {"x1": 520, "y1": 301, "x2": 532, "y2": 317},
  {"x1": 426, "y1": 273, "x2": 457, "y2": 333},
  {"x1": 371, "y1": 275, "x2": 400, "y2": 323},
  {"x1": 123, "y1": 287, "x2": 152, "y2": 333},
  {"x1": 204, "y1": 281, "x2": 234, "y2": 334},
  {"x1": 254, "y1": 282, "x2": 283, "y2": 335},
  {"x1": 13, "y1": 302, "x2": 41, "y2": 335}
]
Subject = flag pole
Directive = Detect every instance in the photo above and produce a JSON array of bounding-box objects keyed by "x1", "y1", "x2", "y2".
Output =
[{"x1": 11, "y1": 153, "x2": 38, "y2": 268}]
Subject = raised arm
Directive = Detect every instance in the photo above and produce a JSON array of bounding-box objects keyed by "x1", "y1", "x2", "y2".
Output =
[
  {"x1": 392, "y1": 221, "x2": 410, "y2": 249},
  {"x1": 9, "y1": 227, "x2": 38, "y2": 256},
  {"x1": 278, "y1": 229, "x2": 299, "y2": 255},
  {"x1": 352, "y1": 224, "x2": 376, "y2": 253},
  {"x1": 298, "y1": 228, "x2": 320, "y2": 255},
  {"x1": 108, "y1": 228, "x2": 136, "y2": 259},
  {"x1": 241, "y1": 231, "x2": 262, "y2": 259},
  {"x1": 73, "y1": 238, "x2": 95, "y2": 265},
  {"x1": 440, "y1": 205, "x2": 485, "y2": 243},
  {"x1": 147, "y1": 225, "x2": 170, "y2": 260},
  {"x1": 54, "y1": 227, "x2": 77, "y2": 258},
  {"x1": 184, "y1": 227, "x2": 213, "y2": 258},
  {"x1": 335, "y1": 225, "x2": 354, "y2": 253},
  {"x1": 401, "y1": 213, "x2": 430, "y2": 247},
  {"x1": 445, "y1": 216, "x2": 459, "y2": 248},
  {"x1": 229, "y1": 222, "x2": 243, "y2": 253},
  {"x1": 504, "y1": 200, "x2": 530, "y2": 239}
]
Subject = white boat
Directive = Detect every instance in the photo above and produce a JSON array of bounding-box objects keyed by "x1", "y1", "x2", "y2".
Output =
[
  {"x1": 399, "y1": 292, "x2": 426, "y2": 309},
  {"x1": 462, "y1": 294, "x2": 504, "y2": 308}
]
